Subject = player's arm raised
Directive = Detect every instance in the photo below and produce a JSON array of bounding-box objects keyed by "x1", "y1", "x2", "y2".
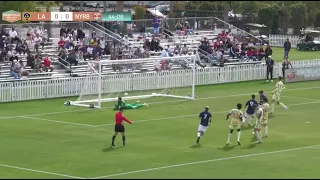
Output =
[{"x1": 122, "y1": 115, "x2": 133, "y2": 124}]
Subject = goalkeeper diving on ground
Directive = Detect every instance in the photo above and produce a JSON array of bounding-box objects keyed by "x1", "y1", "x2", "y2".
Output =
[{"x1": 113, "y1": 97, "x2": 148, "y2": 110}]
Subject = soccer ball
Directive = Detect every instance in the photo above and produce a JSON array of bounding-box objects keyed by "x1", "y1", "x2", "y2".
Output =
[{"x1": 124, "y1": 92, "x2": 128, "y2": 96}]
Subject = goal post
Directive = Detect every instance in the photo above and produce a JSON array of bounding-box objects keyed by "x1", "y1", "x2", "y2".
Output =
[{"x1": 65, "y1": 54, "x2": 200, "y2": 108}]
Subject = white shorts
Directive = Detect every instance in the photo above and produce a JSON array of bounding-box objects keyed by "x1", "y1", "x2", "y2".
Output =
[
  {"x1": 127, "y1": 24, "x2": 132, "y2": 30},
  {"x1": 198, "y1": 124, "x2": 208, "y2": 132}
]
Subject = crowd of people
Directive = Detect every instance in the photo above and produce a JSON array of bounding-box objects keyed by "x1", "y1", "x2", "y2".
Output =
[{"x1": 0, "y1": 19, "x2": 282, "y2": 79}]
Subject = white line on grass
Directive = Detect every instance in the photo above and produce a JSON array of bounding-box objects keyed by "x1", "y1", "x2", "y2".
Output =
[
  {"x1": 0, "y1": 86, "x2": 319, "y2": 120},
  {"x1": 95, "y1": 100, "x2": 320, "y2": 127},
  {"x1": 281, "y1": 96, "x2": 319, "y2": 101},
  {"x1": 0, "y1": 163, "x2": 84, "y2": 179},
  {"x1": 21, "y1": 116, "x2": 97, "y2": 127},
  {"x1": 91, "y1": 144, "x2": 320, "y2": 179}
]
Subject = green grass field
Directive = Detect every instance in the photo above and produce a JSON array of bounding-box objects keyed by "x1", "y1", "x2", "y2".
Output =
[
  {"x1": 268, "y1": 47, "x2": 319, "y2": 62},
  {"x1": 0, "y1": 80, "x2": 320, "y2": 178}
]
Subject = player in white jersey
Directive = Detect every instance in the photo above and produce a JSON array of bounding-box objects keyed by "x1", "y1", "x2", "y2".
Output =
[
  {"x1": 253, "y1": 104, "x2": 263, "y2": 144},
  {"x1": 271, "y1": 76, "x2": 288, "y2": 113}
]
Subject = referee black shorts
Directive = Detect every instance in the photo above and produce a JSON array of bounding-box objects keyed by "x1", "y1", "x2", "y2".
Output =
[{"x1": 114, "y1": 124, "x2": 125, "y2": 133}]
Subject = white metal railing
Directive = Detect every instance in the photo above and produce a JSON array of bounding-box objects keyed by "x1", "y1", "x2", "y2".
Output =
[
  {"x1": 268, "y1": 34, "x2": 320, "y2": 48},
  {"x1": 0, "y1": 60, "x2": 319, "y2": 103}
]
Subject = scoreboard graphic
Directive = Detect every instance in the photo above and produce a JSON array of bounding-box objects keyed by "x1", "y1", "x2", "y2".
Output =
[
  {"x1": 1, "y1": 11, "x2": 132, "y2": 23},
  {"x1": 20, "y1": 12, "x2": 103, "y2": 22}
]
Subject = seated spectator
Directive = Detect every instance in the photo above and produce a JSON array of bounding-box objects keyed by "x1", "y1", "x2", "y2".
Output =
[
  {"x1": 84, "y1": 45, "x2": 94, "y2": 61},
  {"x1": 33, "y1": 34, "x2": 42, "y2": 53},
  {"x1": 175, "y1": 21, "x2": 183, "y2": 34},
  {"x1": 174, "y1": 45, "x2": 181, "y2": 54},
  {"x1": 34, "y1": 54, "x2": 45, "y2": 72},
  {"x1": 0, "y1": 47, "x2": 7, "y2": 64},
  {"x1": 58, "y1": 37, "x2": 66, "y2": 50},
  {"x1": 10, "y1": 60, "x2": 20, "y2": 79},
  {"x1": 257, "y1": 46, "x2": 265, "y2": 61},
  {"x1": 66, "y1": 51, "x2": 78, "y2": 66},
  {"x1": 26, "y1": 52, "x2": 35, "y2": 69},
  {"x1": 17, "y1": 60, "x2": 29, "y2": 78},
  {"x1": 43, "y1": 55, "x2": 54, "y2": 72},
  {"x1": 7, "y1": 46, "x2": 18, "y2": 62},
  {"x1": 247, "y1": 47, "x2": 254, "y2": 60},
  {"x1": 15, "y1": 40, "x2": 27, "y2": 55},
  {"x1": 184, "y1": 21, "x2": 194, "y2": 35},
  {"x1": 143, "y1": 38, "x2": 151, "y2": 50},
  {"x1": 99, "y1": 37, "x2": 106, "y2": 55},
  {"x1": 160, "y1": 49, "x2": 169, "y2": 57},
  {"x1": 181, "y1": 44, "x2": 188, "y2": 55},
  {"x1": 9, "y1": 28, "x2": 19, "y2": 44}
]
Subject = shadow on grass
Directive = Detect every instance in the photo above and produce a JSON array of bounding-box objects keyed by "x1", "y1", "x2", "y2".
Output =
[
  {"x1": 102, "y1": 145, "x2": 123, "y2": 152},
  {"x1": 242, "y1": 143, "x2": 257, "y2": 149},
  {"x1": 190, "y1": 144, "x2": 203, "y2": 148},
  {"x1": 217, "y1": 144, "x2": 236, "y2": 151},
  {"x1": 241, "y1": 126, "x2": 253, "y2": 131}
]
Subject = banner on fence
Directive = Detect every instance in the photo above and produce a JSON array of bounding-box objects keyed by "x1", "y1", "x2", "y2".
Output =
[{"x1": 285, "y1": 66, "x2": 320, "y2": 83}]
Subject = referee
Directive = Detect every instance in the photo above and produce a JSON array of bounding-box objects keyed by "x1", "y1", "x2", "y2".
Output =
[
  {"x1": 111, "y1": 107, "x2": 133, "y2": 147},
  {"x1": 266, "y1": 56, "x2": 274, "y2": 82}
]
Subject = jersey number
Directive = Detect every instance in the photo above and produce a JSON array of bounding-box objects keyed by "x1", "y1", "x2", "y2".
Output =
[
  {"x1": 250, "y1": 101, "x2": 254, "y2": 107},
  {"x1": 203, "y1": 114, "x2": 207, "y2": 120}
]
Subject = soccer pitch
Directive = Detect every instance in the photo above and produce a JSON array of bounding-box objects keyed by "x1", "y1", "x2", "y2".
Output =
[{"x1": 0, "y1": 80, "x2": 319, "y2": 178}]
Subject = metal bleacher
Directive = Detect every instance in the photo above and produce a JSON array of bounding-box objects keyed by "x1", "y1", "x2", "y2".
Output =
[{"x1": 0, "y1": 22, "x2": 263, "y2": 82}]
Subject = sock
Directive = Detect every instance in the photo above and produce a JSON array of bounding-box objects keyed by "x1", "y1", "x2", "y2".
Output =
[
  {"x1": 279, "y1": 102, "x2": 287, "y2": 110},
  {"x1": 271, "y1": 102, "x2": 275, "y2": 113},
  {"x1": 197, "y1": 132, "x2": 201, "y2": 137},
  {"x1": 241, "y1": 117, "x2": 246, "y2": 125},
  {"x1": 196, "y1": 137, "x2": 200, "y2": 143},
  {"x1": 237, "y1": 131, "x2": 241, "y2": 142},
  {"x1": 265, "y1": 126, "x2": 268, "y2": 136},
  {"x1": 227, "y1": 133, "x2": 232, "y2": 143},
  {"x1": 112, "y1": 135, "x2": 116, "y2": 144},
  {"x1": 122, "y1": 136, "x2": 126, "y2": 145},
  {"x1": 256, "y1": 131, "x2": 261, "y2": 142},
  {"x1": 248, "y1": 116, "x2": 252, "y2": 125}
]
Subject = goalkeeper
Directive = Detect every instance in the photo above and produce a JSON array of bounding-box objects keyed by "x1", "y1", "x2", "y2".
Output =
[{"x1": 113, "y1": 97, "x2": 148, "y2": 110}]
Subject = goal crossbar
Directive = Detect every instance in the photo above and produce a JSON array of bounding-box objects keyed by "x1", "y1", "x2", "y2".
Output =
[{"x1": 64, "y1": 54, "x2": 199, "y2": 108}]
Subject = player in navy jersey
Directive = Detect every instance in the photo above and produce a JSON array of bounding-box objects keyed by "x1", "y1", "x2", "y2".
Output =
[
  {"x1": 196, "y1": 106, "x2": 212, "y2": 144},
  {"x1": 259, "y1": 90, "x2": 266, "y2": 105},
  {"x1": 244, "y1": 95, "x2": 258, "y2": 127}
]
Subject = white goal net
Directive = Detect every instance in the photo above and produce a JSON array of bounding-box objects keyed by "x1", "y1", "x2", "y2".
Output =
[{"x1": 65, "y1": 54, "x2": 200, "y2": 109}]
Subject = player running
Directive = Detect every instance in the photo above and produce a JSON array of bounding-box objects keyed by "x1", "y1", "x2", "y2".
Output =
[
  {"x1": 261, "y1": 97, "x2": 270, "y2": 137},
  {"x1": 226, "y1": 103, "x2": 244, "y2": 145},
  {"x1": 111, "y1": 107, "x2": 133, "y2": 147},
  {"x1": 113, "y1": 97, "x2": 148, "y2": 110},
  {"x1": 253, "y1": 104, "x2": 263, "y2": 144},
  {"x1": 270, "y1": 76, "x2": 288, "y2": 113},
  {"x1": 259, "y1": 90, "x2": 266, "y2": 106},
  {"x1": 196, "y1": 106, "x2": 212, "y2": 144},
  {"x1": 243, "y1": 95, "x2": 258, "y2": 127}
]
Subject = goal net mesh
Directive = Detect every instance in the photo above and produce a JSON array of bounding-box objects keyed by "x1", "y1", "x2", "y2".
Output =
[{"x1": 66, "y1": 54, "x2": 200, "y2": 108}]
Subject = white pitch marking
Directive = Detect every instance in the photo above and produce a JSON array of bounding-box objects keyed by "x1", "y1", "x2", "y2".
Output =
[
  {"x1": 21, "y1": 116, "x2": 97, "y2": 127},
  {"x1": 95, "y1": 100, "x2": 320, "y2": 127},
  {"x1": 0, "y1": 163, "x2": 85, "y2": 179},
  {"x1": 91, "y1": 144, "x2": 320, "y2": 179},
  {"x1": 0, "y1": 86, "x2": 319, "y2": 120},
  {"x1": 281, "y1": 96, "x2": 319, "y2": 101}
]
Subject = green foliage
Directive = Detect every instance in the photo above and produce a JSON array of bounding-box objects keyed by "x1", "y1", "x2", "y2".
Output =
[
  {"x1": 276, "y1": 5, "x2": 290, "y2": 34},
  {"x1": 133, "y1": 5, "x2": 145, "y2": 20},
  {"x1": 185, "y1": 1, "x2": 199, "y2": 11},
  {"x1": 314, "y1": 10, "x2": 320, "y2": 28},
  {"x1": 173, "y1": 2, "x2": 185, "y2": 11},
  {"x1": 289, "y1": 3, "x2": 307, "y2": 35},
  {"x1": 238, "y1": 1, "x2": 260, "y2": 15},
  {"x1": 257, "y1": 5, "x2": 278, "y2": 34}
]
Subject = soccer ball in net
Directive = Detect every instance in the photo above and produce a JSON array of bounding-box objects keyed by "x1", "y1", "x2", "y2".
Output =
[{"x1": 124, "y1": 92, "x2": 128, "y2": 96}]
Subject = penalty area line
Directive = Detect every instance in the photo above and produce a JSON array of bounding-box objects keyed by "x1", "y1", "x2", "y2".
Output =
[
  {"x1": 91, "y1": 144, "x2": 320, "y2": 179},
  {"x1": 0, "y1": 163, "x2": 85, "y2": 179}
]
